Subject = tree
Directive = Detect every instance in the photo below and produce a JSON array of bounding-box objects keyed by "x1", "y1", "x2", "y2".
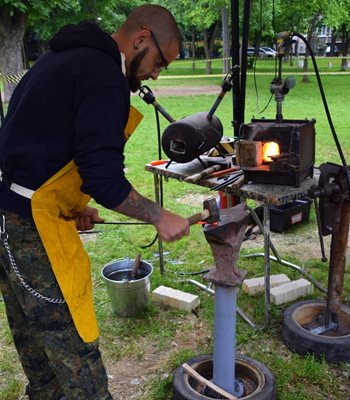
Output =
[
  {"x1": 248, "y1": 0, "x2": 277, "y2": 48},
  {"x1": 154, "y1": 0, "x2": 226, "y2": 74},
  {"x1": 275, "y1": 0, "x2": 329, "y2": 82},
  {"x1": 0, "y1": 1, "x2": 80, "y2": 101},
  {"x1": 323, "y1": 0, "x2": 350, "y2": 70},
  {"x1": 0, "y1": 0, "x2": 142, "y2": 102}
]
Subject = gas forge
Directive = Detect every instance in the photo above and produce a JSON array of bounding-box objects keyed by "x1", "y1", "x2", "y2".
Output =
[{"x1": 236, "y1": 119, "x2": 316, "y2": 187}]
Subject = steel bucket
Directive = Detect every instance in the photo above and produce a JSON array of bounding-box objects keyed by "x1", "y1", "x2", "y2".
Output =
[{"x1": 101, "y1": 258, "x2": 153, "y2": 317}]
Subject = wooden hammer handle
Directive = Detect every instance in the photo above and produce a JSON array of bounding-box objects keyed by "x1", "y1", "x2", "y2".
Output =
[
  {"x1": 184, "y1": 165, "x2": 221, "y2": 183},
  {"x1": 187, "y1": 209, "x2": 210, "y2": 225},
  {"x1": 182, "y1": 363, "x2": 238, "y2": 400}
]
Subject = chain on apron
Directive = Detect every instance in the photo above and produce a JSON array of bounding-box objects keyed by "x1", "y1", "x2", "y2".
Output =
[{"x1": 0, "y1": 215, "x2": 66, "y2": 304}]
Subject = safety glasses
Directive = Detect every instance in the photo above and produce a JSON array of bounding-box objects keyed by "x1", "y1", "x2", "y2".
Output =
[{"x1": 141, "y1": 25, "x2": 168, "y2": 70}]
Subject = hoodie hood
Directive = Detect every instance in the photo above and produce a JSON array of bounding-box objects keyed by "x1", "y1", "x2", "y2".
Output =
[{"x1": 50, "y1": 21, "x2": 121, "y2": 64}]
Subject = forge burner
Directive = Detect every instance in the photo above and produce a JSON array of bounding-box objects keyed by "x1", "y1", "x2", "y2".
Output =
[{"x1": 238, "y1": 118, "x2": 316, "y2": 187}]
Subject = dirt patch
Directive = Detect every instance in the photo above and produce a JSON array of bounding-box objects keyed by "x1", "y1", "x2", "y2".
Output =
[
  {"x1": 241, "y1": 227, "x2": 337, "y2": 261},
  {"x1": 104, "y1": 314, "x2": 210, "y2": 400},
  {"x1": 105, "y1": 347, "x2": 161, "y2": 400},
  {"x1": 134, "y1": 85, "x2": 222, "y2": 97}
]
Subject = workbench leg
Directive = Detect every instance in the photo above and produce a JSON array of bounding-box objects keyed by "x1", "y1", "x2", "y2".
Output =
[
  {"x1": 262, "y1": 203, "x2": 271, "y2": 330},
  {"x1": 153, "y1": 173, "x2": 165, "y2": 274}
]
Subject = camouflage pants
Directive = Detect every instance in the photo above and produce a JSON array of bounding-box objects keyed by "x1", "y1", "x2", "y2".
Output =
[{"x1": 0, "y1": 210, "x2": 113, "y2": 400}]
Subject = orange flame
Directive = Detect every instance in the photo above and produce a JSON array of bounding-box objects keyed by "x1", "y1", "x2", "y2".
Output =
[{"x1": 262, "y1": 141, "x2": 280, "y2": 162}]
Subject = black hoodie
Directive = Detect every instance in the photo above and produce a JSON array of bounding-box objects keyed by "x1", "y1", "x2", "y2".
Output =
[{"x1": 0, "y1": 21, "x2": 132, "y2": 218}]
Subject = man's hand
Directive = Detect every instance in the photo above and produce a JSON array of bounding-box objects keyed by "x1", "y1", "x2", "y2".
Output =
[
  {"x1": 113, "y1": 187, "x2": 189, "y2": 242},
  {"x1": 155, "y1": 209, "x2": 190, "y2": 242},
  {"x1": 73, "y1": 206, "x2": 104, "y2": 231}
]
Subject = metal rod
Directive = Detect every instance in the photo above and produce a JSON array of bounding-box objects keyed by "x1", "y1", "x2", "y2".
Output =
[
  {"x1": 231, "y1": 0, "x2": 241, "y2": 138},
  {"x1": 153, "y1": 173, "x2": 164, "y2": 274},
  {"x1": 314, "y1": 198, "x2": 328, "y2": 262},
  {"x1": 138, "y1": 85, "x2": 176, "y2": 123},
  {"x1": 240, "y1": 0, "x2": 252, "y2": 125},
  {"x1": 263, "y1": 204, "x2": 271, "y2": 330},
  {"x1": 207, "y1": 91, "x2": 225, "y2": 120},
  {"x1": 247, "y1": 205, "x2": 327, "y2": 292},
  {"x1": 153, "y1": 100, "x2": 176, "y2": 123}
]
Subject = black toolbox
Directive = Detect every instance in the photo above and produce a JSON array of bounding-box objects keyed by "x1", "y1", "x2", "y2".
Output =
[
  {"x1": 269, "y1": 198, "x2": 313, "y2": 233},
  {"x1": 254, "y1": 198, "x2": 312, "y2": 233}
]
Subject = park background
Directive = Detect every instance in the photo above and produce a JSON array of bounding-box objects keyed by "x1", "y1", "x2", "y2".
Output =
[{"x1": 1, "y1": 1, "x2": 350, "y2": 399}]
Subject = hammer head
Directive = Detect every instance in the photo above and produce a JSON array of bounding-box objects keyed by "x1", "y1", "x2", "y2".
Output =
[{"x1": 203, "y1": 197, "x2": 220, "y2": 223}]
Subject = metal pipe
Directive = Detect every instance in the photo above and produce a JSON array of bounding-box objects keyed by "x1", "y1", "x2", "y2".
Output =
[
  {"x1": 153, "y1": 173, "x2": 164, "y2": 274},
  {"x1": 240, "y1": 0, "x2": 252, "y2": 125},
  {"x1": 263, "y1": 204, "x2": 271, "y2": 330},
  {"x1": 231, "y1": 0, "x2": 241, "y2": 138},
  {"x1": 325, "y1": 199, "x2": 350, "y2": 326},
  {"x1": 213, "y1": 285, "x2": 238, "y2": 395},
  {"x1": 138, "y1": 85, "x2": 175, "y2": 123}
]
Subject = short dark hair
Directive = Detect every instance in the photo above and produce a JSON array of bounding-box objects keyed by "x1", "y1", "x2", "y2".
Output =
[{"x1": 122, "y1": 5, "x2": 181, "y2": 49}]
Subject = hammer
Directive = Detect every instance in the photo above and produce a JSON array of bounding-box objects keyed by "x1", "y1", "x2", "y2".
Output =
[{"x1": 187, "y1": 197, "x2": 220, "y2": 226}]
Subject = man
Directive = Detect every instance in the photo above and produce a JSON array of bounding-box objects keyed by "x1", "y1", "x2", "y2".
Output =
[{"x1": 0, "y1": 4, "x2": 189, "y2": 400}]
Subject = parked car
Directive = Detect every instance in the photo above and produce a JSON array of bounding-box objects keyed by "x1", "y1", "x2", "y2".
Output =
[
  {"x1": 260, "y1": 47, "x2": 277, "y2": 57},
  {"x1": 247, "y1": 47, "x2": 275, "y2": 58}
]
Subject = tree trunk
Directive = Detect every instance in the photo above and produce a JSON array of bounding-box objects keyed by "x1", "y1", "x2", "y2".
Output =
[
  {"x1": 203, "y1": 30, "x2": 212, "y2": 74},
  {"x1": 203, "y1": 21, "x2": 220, "y2": 75},
  {"x1": 330, "y1": 30, "x2": 337, "y2": 56},
  {"x1": 340, "y1": 25, "x2": 349, "y2": 71},
  {"x1": 222, "y1": 7, "x2": 230, "y2": 74},
  {"x1": 191, "y1": 27, "x2": 196, "y2": 72},
  {"x1": 302, "y1": 13, "x2": 320, "y2": 83},
  {"x1": 0, "y1": 8, "x2": 27, "y2": 103}
]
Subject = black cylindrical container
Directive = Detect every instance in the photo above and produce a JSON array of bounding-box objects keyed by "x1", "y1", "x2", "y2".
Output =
[{"x1": 161, "y1": 111, "x2": 223, "y2": 163}]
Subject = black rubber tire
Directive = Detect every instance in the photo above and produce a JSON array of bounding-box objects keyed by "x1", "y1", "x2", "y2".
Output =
[
  {"x1": 173, "y1": 354, "x2": 276, "y2": 400},
  {"x1": 282, "y1": 299, "x2": 350, "y2": 364}
]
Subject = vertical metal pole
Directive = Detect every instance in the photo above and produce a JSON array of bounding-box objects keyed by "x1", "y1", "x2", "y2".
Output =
[
  {"x1": 213, "y1": 285, "x2": 237, "y2": 395},
  {"x1": 240, "y1": 0, "x2": 252, "y2": 125},
  {"x1": 325, "y1": 199, "x2": 350, "y2": 326},
  {"x1": 231, "y1": 0, "x2": 241, "y2": 138},
  {"x1": 263, "y1": 203, "x2": 271, "y2": 328},
  {"x1": 153, "y1": 173, "x2": 164, "y2": 274}
]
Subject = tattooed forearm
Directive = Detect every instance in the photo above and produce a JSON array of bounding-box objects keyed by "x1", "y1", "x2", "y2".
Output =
[{"x1": 113, "y1": 188, "x2": 162, "y2": 224}]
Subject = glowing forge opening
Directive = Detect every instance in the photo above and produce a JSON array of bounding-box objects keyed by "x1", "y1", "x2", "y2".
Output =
[{"x1": 262, "y1": 141, "x2": 280, "y2": 162}]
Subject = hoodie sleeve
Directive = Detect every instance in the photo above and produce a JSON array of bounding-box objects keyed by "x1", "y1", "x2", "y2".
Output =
[{"x1": 74, "y1": 79, "x2": 132, "y2": 210}]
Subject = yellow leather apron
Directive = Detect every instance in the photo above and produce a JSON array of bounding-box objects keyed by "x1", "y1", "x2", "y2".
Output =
[{"x1": 31, "y1": 105, "x2": 143, "y2": 343}]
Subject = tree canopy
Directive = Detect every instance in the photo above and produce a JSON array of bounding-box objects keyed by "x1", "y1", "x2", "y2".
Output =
[{"x1": 1, "y1": 0, "x2": 350, "y2": 101}]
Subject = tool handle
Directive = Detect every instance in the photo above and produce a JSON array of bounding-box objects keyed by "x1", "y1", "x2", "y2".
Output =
[
  {"x1": 182, "y1": 363, "x2": 237, "y2": 400},
  {"x1": 207, "y1": 166, "x2": 241, "y2": 179},
  {"x1": 131, "y1": 253, "x2": 141, "y2": 279},
  {"x1": 150, "y1": 160, "x2": 168, "y2": 166},
  {"x1": 187, "y1": 209, "x2": 210, "y2": 225},
  {"x1": 184, "y1": 165, "x2": 221, "y2": 183}
]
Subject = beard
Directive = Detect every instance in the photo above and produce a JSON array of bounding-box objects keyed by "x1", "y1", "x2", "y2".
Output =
[{"x1": 127, "y1": 48, "x2": 149, "y2": 92}]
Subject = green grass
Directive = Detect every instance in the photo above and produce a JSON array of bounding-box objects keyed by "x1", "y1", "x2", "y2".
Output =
[{"x1": 1, "y1": 64, "x2": 350, "y2": 399}]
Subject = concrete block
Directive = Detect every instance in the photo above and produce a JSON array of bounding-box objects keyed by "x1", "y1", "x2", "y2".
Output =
[
  {"x1": 270, "y1": 279, "x2": 313, "y2": 305},
  {"x1": 242, "y1": 274, "x2": 291, "y2": 296},
  {"x1": 152, "y1": 285, "x2": 200, "y2": 312}
]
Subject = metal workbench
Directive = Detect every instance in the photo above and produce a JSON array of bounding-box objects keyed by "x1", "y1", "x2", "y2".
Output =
[{"x1": 145, "y1": 158, "x2": 325, "y2": 330}]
